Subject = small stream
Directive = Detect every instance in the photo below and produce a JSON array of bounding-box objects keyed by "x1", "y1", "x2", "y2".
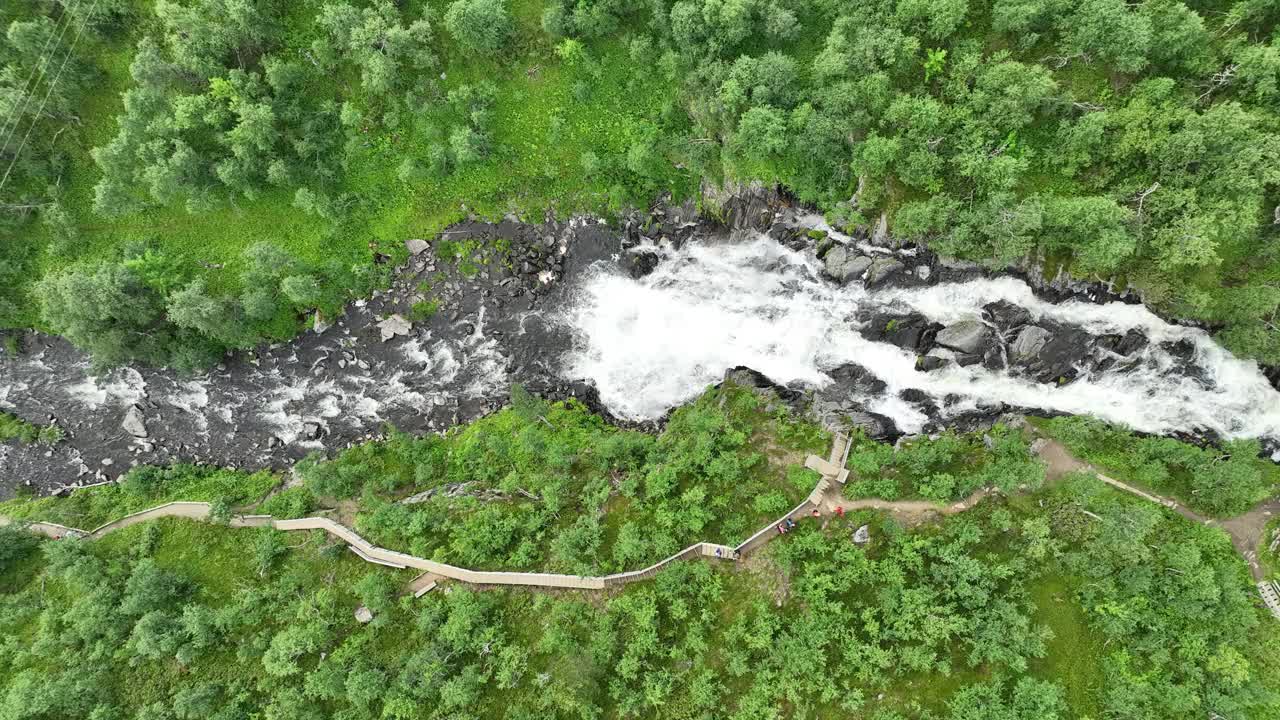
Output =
[{"x1": 3, "y1": 192, "x2": 1278, "y2": 497}]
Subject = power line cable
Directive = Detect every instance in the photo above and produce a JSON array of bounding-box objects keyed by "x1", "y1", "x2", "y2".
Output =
[
  {"x1": 0, "y1": 2, "x2": 79, "y2": 158},
  {"x1": 0, "y1": 0, "x2": 100, "y2": 196}
]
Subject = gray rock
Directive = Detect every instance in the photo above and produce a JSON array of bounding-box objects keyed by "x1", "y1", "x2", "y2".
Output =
[
  {"x1": 853, "y1": 524, "x2": 871, "y2": 544},
  {"x1": 823, "y1": 246, "x2": 872, "y2": 284},
  {"x1": 355, "y1": 606, "x2": 374, "y2": 624},
  {"x1": 935, "y1": 320, "x2": 990, "y2": 355},
  {"x1": 918, "y1": 353, "x2": 949, "y2": 372},
  {"x1": 1011, "y1": 326, "x2": 1052, "y2": 363},
  {"x1": 122, "y1": 405, "x2": 148, "y2": 438},
  {"x1": 865, "y1": 258, "x2": 904, "y2": 286},
  {"x1": 377, "y1": 314, "x2": 412, "y2": 341},
  {"x1": 303, "y1": 422, "x2": 323, "y2": 440},
  {"x1": 871, "y1": 212, "x2": 891, "y2": 247},
  {"x1": 405, "y1": 238, "x2": 430, "y2": 255},
  {"x1": 938, "y1": 256, "x2": 983, "y2": 271},
  {"x1": 846, "y1": 255, "x2": 873, "y2": 280},
  {"x1": 846, "y1": 410, "x2": 896, "y2": 439}
]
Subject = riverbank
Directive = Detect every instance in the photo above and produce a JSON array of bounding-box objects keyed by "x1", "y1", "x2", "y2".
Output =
[{"x1": 4, "y1": 188, "x2": 1280, "y2": 496}]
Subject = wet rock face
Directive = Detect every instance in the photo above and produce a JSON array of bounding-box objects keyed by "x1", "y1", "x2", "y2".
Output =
[
  {"x1": 823, "y1": 246, "x2": 872, "y2": 284},
  {"x1": 983, "y1": 301, "x2": 1032, "y2": 332},
  {"x1": 623, "y1": 248, "x2": 661, "y2": 279},
  {"x1": 827, "y1": 364, "x2": 888, "y2": 396},
  {"x1": 935, "y1": 320, "x2": 991, "y2": 355},
  {"x1": 861, "y1": 313, "x2": 938, "y2": 353},
  {"x1": 865, "y1": 257, "x2": 905, "y2": 287},
  {"x1": 1011, "y1": 326, "x2": 1052, "y2": 363}
]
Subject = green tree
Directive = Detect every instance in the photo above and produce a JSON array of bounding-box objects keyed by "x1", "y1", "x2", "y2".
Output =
[{"x1": 444, "y1": 0, "x2": 512, "y2": 55}]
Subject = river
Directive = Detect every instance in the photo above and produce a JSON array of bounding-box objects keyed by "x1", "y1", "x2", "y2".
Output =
[{"x1": 2, "y1": 192, "x2": 1278, "y2": 496}]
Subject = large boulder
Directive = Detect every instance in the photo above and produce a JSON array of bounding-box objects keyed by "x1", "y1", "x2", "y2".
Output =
[
  {"x1": 405, "y1": 238, "x2": 430, "y2": 255},
  {"x1": 123, "y1": 405, "x2": 148, "y2": 438},
  {"x1": 935, "y1": 320, "x2": 990, "y2": 355},
  {"x1": 828, "y1": 363, "x2": 887, "y2": 395},
  {"x1": 823, "y1": 246, "x2": 872, "y2": 284},
  {"x1": 865, "y1": 257, "x2": 905, "y2": 287},
  {"x1": 846, "y1": 410, "x2": 897, "y2": 439},
  {"x1": 722, "y1": 367, "x2": 803, "y2": 403},
  {"x1": 861, "y1": 313, "x2": 937, "y2": 353},
  {"x1": 1097, "y1": 329, "x2": 1146, "y2": 357},
  {"x1": 1011, "y1": 326, "x2": 1052, "y2": 363},
  {"x1": 377, "y1": 314, "x2": 412, "y2": 341},
  {"x1": 982, "y1": 301, "x2": 1032, "y2": 331},
  {"x1": 1011, "y1": 324, "x2": 1095, "y2": 384},
  {"x1": 624, "y1": 248, "x2": 661, "y2": 279},
  {"x1": 917, "y1": 352, "x2": 950, "y2": 372}
]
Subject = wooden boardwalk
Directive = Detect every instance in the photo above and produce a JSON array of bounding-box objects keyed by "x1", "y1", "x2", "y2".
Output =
[
  {"x1": 1260, "y1": 582, "x2": 1280, "y2": 620},
  {"x1": 1, "y1": 437, "x2": 852, "y2": 592},
  {"x1": 8, "y1": 432, "x2": 1279, "y2": 621}
]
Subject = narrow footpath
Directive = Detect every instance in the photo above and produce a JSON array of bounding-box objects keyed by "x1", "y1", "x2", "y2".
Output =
[{"x1": 3, "y1": 433, "x2": 1277, "y2": 611}]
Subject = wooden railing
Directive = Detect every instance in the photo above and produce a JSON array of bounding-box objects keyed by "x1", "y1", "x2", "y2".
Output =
[{"x1": 3, "y1": 443, "x2": 849, "y2": 592}]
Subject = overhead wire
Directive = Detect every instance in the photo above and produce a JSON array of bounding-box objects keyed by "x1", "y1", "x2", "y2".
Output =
[
  {"x1": 0, "y1": 0, "x2": 101, "y2": 195},
  {"x1": 0, "y1": 2, "x2": 79, "y2": 159}
]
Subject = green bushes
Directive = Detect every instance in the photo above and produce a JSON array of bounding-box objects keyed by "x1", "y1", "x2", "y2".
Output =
[
  {"x1": 301, "y1": 383, "x2": 824, "y2": 572},
  {"x1": 0, "y1": 527, "x2": 39, "y2": 576},
  {"x1": 35, "y1": 242, "x2": 353, "y2": 369},
  {"x1": 444, "y1": 0, "x2": 513, "y2": 55},
  {"x1": 844, "y1": 425, "x2": 1045, "y2": 501},
  {"x1": 1038, "y1": 415, "x2": 1279, "y2": 516},
  {"x1": 0, "y1": 413, "x2": 61, "y2": 446},
  {"x1": 0, "y1": 464, "x2": 277, "y2": 530},
  {"x1": 2, "y1": 416, "x2": 1276, "y2": 719}
]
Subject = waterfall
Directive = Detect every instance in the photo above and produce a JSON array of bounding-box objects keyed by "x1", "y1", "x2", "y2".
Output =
[{"x1": 558, "y1": 233, "x2": 1280, "y2": 453}]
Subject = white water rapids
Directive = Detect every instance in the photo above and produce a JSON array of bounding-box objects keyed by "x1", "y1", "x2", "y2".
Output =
[{"x1": 560, "y1": 235, "x2": 1280, "y2": 452}]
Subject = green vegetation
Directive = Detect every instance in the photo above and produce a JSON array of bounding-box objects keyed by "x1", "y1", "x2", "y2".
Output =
[
  {"x1": 844, "y1": 424, "x2": 1045, "y2": 502},
  {"x1": 2, "y1": 454, "x2": 1275, "y2": 719},
  {"x1": 300, "y1": 382, "x2": 828, "y2": 573},
  {"x1": 0, "y1": 464, "x2": 277, "y2": 530},
  {"x1": 0, "y1": 412, "x2": 61, "y2": 446},
  {"x1": 1034, "y1": 415, "x2": 1280, "y2": 516},
  {"x1": 4, "y1": 0, "x2": 1280, "y2": 367}
]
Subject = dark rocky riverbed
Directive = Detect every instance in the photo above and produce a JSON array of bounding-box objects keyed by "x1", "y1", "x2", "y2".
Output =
[{"x1": 3, "y1": 187, "x2": 1278, "y2": 497}]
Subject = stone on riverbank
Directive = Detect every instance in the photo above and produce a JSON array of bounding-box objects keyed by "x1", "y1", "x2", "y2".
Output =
[
  {"x1": 823, "y1": 246, "x2": 872, "y2": 284},
  {"x1": 865, "y1": 257, "x2": 904, "y2": 287},
  {"x1": 122, "y1": 406, "x2": 148, "y2": 438}
]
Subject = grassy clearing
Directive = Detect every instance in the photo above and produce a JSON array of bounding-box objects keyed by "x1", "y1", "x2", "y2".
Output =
[
  {"x1": 6, "y1": 0, "x2": 693, "y2": 333},
  {"x1": 1029, "y1": 573, "x2": 1105, "y2": 716}
]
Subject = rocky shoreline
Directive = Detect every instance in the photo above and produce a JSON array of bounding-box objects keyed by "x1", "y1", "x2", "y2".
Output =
[{"x1": 2, "y1": 186, "x2": 1277, "y2": 497}]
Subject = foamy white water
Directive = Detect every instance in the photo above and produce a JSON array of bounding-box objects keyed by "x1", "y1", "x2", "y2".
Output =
[{"x1": 561, "y1": 234, "x2": 1280, "y2": 448}]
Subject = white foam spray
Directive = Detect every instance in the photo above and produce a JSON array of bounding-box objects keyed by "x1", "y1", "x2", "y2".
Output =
[{"x1": 560, "y1": 234, "x2": 1280, "y2": 448}]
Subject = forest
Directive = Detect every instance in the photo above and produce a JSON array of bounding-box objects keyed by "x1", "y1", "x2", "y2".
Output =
[
  {"x1": 5, "y1": 0, "x2": 1280, "y2": 717},
  {"x1": 1, "y1": 384, "x2": 1279, "y2": 719},
  {"x1": 1, "y1": 0, "x2": 1279, "y2": 366}
]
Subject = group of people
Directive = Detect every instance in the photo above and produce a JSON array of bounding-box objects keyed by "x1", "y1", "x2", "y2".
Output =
[{"x1": 776, "y1": 507, "x2": 844, "y2": 535}]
